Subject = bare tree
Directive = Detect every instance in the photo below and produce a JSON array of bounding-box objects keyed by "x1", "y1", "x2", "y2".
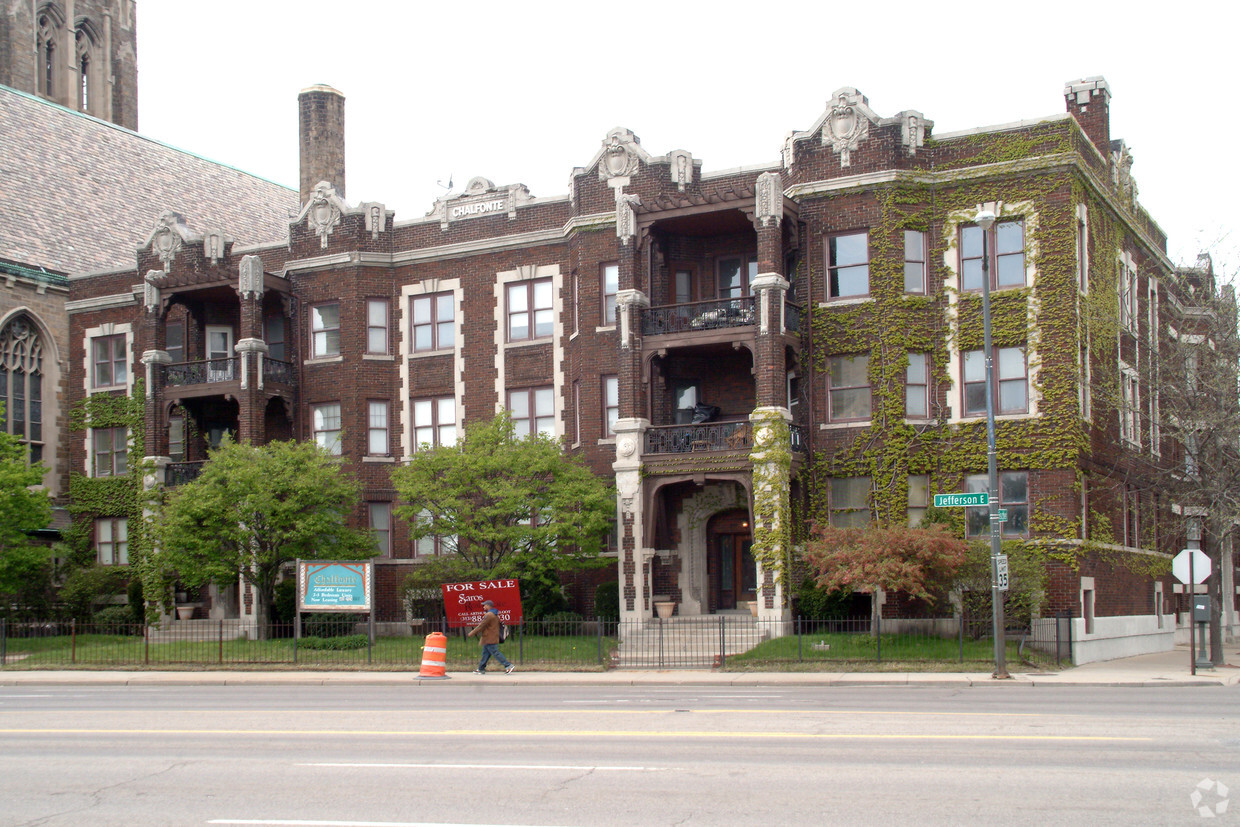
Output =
[{"x1": 1149, "y1": 254, "x2": 1239, "y2": 662}]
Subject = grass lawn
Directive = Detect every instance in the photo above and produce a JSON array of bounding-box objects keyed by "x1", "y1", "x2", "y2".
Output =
[
  {"x1": 1, "y1": 630, "x2": 617, "y2": 671},
  {"x1": 723, "y1": 630, "x2": 1062, "y2": 671}
]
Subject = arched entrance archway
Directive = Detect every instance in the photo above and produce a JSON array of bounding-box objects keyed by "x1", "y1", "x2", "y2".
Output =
[{"x1": 707, "y1": 509, "x2": 755, "y2": 611}]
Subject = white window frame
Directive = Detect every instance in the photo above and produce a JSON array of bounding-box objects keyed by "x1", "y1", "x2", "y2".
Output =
[
  {"x1": 412, "y1": 396, "x2": 457, "y2": 450},
  {"x1": 310, "y1": 302, "x2": 341, "y2": 358},
  {"x1": 369, "y1": 502, "x2": 391, "y2": 557},
  {"x1": 96, "y1": 517, "x2": 129, "y2": 565},
  {"x1": 508, "y1": 386, "x2": 555, "y2": 439},
  {"x1": 367, "y1": 400, "x2": 389, "y2": 456},
  {"x1": 366, "y1": 298, "x2": 389, "y2": 355},
  {"x1": 829, "y1": 476, "x2": 872, "y2": 527},
  {"x1": 312, "y1": 402, "x2": 342, "y2": 455}
]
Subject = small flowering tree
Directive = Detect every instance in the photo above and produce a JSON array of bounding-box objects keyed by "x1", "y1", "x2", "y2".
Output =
[{"x1": 803, "y1": 522, "x2": 968, "y2": 633}]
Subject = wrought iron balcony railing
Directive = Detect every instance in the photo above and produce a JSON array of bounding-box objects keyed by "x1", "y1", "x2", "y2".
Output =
[
  {"x1": 642, "y1": 296, "x2": 756, "y2": 336},
  {"x1": 164, "y1": 358, "x2": 238, "y2": 387},
  {"x1": 165, "y1": 461, "x2": 205, "y2": 487},
  {"x1": 262, "y1": 358, "x2": 295, "y2": 385},
  {"x1": 645, "y1": 421, "x2": 809, "y2": 456}
]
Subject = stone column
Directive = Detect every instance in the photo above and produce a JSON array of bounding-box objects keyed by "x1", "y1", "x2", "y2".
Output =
[
  {"x1": 235, "y1": 256, "x2": 266, "y2": 444},
  {"x1": 750, "y1": 406, "x2": 793, "y2": 629},
  {"x1": 613, "y1": 417, "x2": 650, "y2": 625},
  {"x1": 752, "y1": 172, "x2": 787, "y2": 409}
]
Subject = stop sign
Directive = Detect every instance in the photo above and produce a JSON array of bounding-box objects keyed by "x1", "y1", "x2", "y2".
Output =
[{"x1": 1172, "y1": 548, "x2": 1211, "y2": 584}]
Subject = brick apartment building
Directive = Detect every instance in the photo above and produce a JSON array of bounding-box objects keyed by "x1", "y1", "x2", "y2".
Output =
[{"x1": 61, "y1": 77, "x2": 1235, "y2": 660}]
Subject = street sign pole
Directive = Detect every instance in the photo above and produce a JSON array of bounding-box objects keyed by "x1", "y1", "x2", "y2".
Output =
[
  {"x1": 1189, "y1": 551, "x2": 1196, "y2": 676},
  {"x1": 978, "y1": 210, "x2": 1008, "y2": 679}
]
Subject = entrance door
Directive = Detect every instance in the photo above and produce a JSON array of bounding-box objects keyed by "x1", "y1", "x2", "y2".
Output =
[
  {"x1": 206, "y1": 326, "x2": 234, "y2": 382},
  {"x1": 708, "y1": 510, "x2": 756, "y2": 610}
]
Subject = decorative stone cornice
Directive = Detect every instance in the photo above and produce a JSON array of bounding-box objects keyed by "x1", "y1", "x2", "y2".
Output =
[
  {"x1": 142, "y1": 211, "x2": 201, "y2": 271},
  {"x1": 238, "y1": 255, "x2": 263, "y2": 299},
  {"x1": 293, "y1": 181, "x2": 351, "y2": 249}
]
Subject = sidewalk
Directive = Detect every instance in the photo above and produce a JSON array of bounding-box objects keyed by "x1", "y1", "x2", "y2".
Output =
[{"x1": 1, "y1": 645, "x2": 1236, "y2": 688}]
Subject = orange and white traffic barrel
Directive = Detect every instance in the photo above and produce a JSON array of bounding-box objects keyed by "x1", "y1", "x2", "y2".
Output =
[{"x1": 419, "y1": 631, "x2": 449, "y2": 679}]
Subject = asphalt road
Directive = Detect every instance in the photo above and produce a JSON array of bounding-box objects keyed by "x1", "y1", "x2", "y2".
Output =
[{"x1": 0, "y1": 684, "x2": 1235, "y2": 826}]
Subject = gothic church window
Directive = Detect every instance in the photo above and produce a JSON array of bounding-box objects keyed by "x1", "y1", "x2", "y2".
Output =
[{"x1": 1, "y1": 315, "x2": 45, "y2": 462}]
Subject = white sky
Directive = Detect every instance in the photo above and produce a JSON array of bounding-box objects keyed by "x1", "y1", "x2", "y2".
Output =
[{"x1": 139, "y1": 1, "x2": 1237, "y2": 274}]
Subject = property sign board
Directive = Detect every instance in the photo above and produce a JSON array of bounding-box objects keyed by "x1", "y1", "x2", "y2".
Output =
[
  {"x1": 933, "y1": 492, "x2": 988, "y2": 508},
  {"x1": 442, "y1": 579, "x2": 523, "y2": 628},
  {"x1": 297, "y1": 561, "x2": 373, "y2": 612}
]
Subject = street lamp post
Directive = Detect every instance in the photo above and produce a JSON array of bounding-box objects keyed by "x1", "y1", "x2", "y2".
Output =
[{"x1": 977, "y1": 209, "x2": 1010, "y2": 679}]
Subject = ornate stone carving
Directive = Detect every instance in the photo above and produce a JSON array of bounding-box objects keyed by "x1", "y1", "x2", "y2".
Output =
[
  {"x1": 756, "y1": 172, "x2": 782, "y2": 227},
  {"x1": 362, "y1": 202, "x2": 386, "y2": 239},
  {"x1": 143, "y1": 211, "x2": 198, "y2": 271},
  {"x1": 203, "y1": 228, "x2": 227, "y2": 264},
  {"x1": 596, "y1": 127, "x2": 648, "y2": 181},
  {"x1": 142, "y1": 269, "x2": 163, "y2": 312},
  {"x1": 616, "y1": 194, "x2": 640, "y2": 241},
  {"x1": 899, "y1": 111, "x2": 928, "y2": 156},
  {"x1": 668, "y1": 149, "x2": 694, "y2": 191},
  {"x1": 238, "y1": 255, "x2": 263, "y2": 299},
  {"x1": 294, "y1": 181, "x2": 348, "y2": 249},
  {"x1": 1113, "y1": 142, "x2": 1139, "y2": 210},
  {"x1": 425, "y1": 178, "x2": 533, "y2": 230},
  {"x1": 823, "y1": 88, "x2": 871, "y2": 167}
]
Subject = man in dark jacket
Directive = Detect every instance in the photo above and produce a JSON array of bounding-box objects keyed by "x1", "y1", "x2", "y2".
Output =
[{"x1": 467, "y1": 599, "x2": 514, "y2": 674}]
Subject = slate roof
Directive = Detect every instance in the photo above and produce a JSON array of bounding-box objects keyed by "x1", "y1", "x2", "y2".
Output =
[{"x1": 0, "y1": 84, "x2": 299, "y2": 276}]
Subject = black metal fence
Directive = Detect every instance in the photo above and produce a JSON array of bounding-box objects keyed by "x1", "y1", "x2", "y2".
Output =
[{"x1": 0, "y1": 615, "x2": 1070, "y2": 671}]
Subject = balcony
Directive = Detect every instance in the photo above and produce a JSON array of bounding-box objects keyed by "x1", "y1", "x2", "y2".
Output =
[
  {"x1": 642, "y1": 296, "x2": 755, "y2": 337},
  {"x1": 165, "y1": 461, "x2": 205, "y2": 487},
  {"x1": 164, "y1": 358, "x2": 238, "y2": 387},
  {"x1": 644, "y1": 421, "x2": 809, "y2": 456}
]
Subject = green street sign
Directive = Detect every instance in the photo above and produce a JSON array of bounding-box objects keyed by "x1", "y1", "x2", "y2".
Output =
[
  {"x1": 933, "y1": 492, "x2": 988, "y2": 507},
  {"x1": 996, "y1": 509, "x2": 1008, "y2": 521}
]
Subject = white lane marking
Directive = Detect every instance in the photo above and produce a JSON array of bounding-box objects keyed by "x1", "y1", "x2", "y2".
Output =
[
  {"x1": 209, "y1": 821, "x2": 565, "y2": 826},
  {"x1": 300, "y1": 763, "x2": 659, "y2": 771}
]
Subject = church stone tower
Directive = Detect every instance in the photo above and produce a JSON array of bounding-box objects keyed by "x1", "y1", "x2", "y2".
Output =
[{"x1": 0, "y1": 0, "x2": 139, "y2": 130}]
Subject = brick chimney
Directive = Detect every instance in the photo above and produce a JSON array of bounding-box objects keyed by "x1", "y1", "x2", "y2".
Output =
[
  {"x1": 298, "y1": 84, "x2": 346, "y2": 204},
  {"x1": 1064, "y1": 77, "x2": 1111, "y2": 157}
]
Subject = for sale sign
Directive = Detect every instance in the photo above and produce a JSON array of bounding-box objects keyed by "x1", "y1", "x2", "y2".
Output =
[{"x1": 442, "y1": 579, "x2": 523, "y2": 628}]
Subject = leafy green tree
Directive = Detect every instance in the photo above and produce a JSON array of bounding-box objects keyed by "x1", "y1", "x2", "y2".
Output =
[
  {"x1": 156, "y1": 437, "x2": 373, "y2": 636},
  {"x1": 391, "y1": 413, "x2": 613, "y2": 595},
  {"x1": 803, "y1": 522, "x2": 968, "y2": 632},
  {"x1": 0, "y1": 404, "x2": 53, "y2": 612}
]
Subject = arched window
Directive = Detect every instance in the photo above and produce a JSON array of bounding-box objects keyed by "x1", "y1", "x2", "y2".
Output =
[
  {"x1": 0, "y1": 315, "x2": 45, "y2": 463},
  {"x1": 37, "y1": 15, "x2": 57, "y2": 97},
  {"x1": 75, "y1": 24, "x2": 98, "y2": 115}
]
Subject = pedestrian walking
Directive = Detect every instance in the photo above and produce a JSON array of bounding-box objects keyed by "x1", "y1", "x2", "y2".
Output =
[{"x1": 467, "y1": 599, "x2": 514, "y2": 674}]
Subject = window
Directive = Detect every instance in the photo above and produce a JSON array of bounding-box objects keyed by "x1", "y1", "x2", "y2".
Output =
[
  {"x1": 904, "y1": 230, "x2": 927, "y2": 294},
  {"x1": 905, "y1": 353, "x2": 930, "y2": 418},
  {"x1": 369, "y1": 503, "x2": 391, "y2": 557},
  {"x1": 1, "y1": 315, "x2": 45, "y2": 462},
  {"x1": 1118, "y1": 257, "x2": 1138, "y2": 331},
  {"x1": 411, "y1": 292, "x2": 455, "y2": 353},
  {"x1": 92, "y1": 334, "x2": 127, "y2": 388},
  {"x1": 75, "y1": 29, "x2": 94, "y2": 113},
  {"x1": 507, "y1": 279, "x2": 553, "y2": 341},
  {"x1": 965, "y1": 471, "x2": 1029, "y2": 537},
  {"x1": 168, "y1": 415, "x2": 185, "y2": 462},
  {"x1": 960, "y1": 219, "x2": 1025, "y2": 291},
  {"x1": 602, "y1": 375, "x2": 619, "y2": 436},
  {"x1": 674, "y1": 268, "x2": 699, "y2": 304},
  {"x1": 827, "y1": 232, "x2": 869, "y2": 299},
  {"x1": 829, "y1": 476, "x2": 872, "y2": 527},
  {"x1": 413, "y1": 396, "x2": 457, "y2": 449},
  {"x1": 672, "y1": 382, "x2": 698, "y2": 425},
  {"x1": 1120, "y1": 367, "x2": 1140, "y2": 446},
  {"x1": 166, "y1": 322, "x2": 185, "y2": 363},
  {"x1": 366, "y1": 299, "x2": 388, "y2": 354},
  {"x1": 963, "y1": 347, "x2": 1027, "y2": 416},
  {"x1": 907, "y1": 474, "x2": 929, "y2": 527},
  {"x1": 311, "y1": 303, "x2": 340, "y2": 358},
  {"x1": 572, "y1": 381, "x2": 581, "y2": 445},
  {"x1": 264, "y1": 315, "x2": 286, "y2": 361},
  {"x1": 572, "y1": 275, "x2": 580, "y2": 334},
  {"x1": 717, "y1": 256, "x2": 757, "y2": 299},
  {"x1": 414, "y1": 510, "x2": 457, "y2": 557},
  {"x1": 368, "y1": 400, "x2": 389, "y2": 455},
  {"x1": 828, "y1": 354, "x2": 871, "y2": 422},
  {"x1": 93, "y1": 427, "x2": 128, "y2": 476},
  {"x1": 37, "y1": 14, "x2": 57, "y2": 97},
  {"x1": 1076, "y1": 217, "x2": 1089, "y2": 293},
  {"x1": 1123, "y1": 485, "x2": 1140, "y2": 548},
  {"x1": 312, "y1": 403, "x2": 342, "y2": 455},
  {"x1": 509, "y1": 387, "x2": 555, "y2": 438},
  {"x1": 96, "y1": 518, "x2": 128, "y2": 565},
  {"x1": 601, "y1": 263, "x2": 618, "y2": 325}
]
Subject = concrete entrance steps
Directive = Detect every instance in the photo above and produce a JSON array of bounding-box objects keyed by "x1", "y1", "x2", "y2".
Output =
[
  {"x1": 614, "y1": 614, "x2": 769, "y2": 668},
  {"x1": 147, "y1": 618, "x2": 239, "y2": 643}
]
